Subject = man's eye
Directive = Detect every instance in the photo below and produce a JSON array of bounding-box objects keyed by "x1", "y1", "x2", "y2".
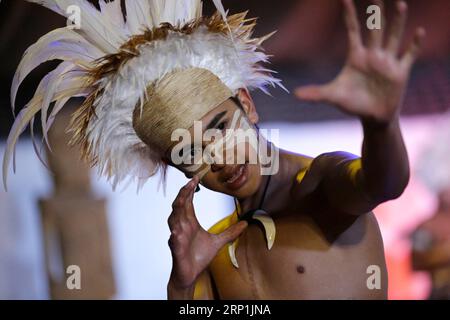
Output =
[
  {"x1": 178, "y1": 147, "x2": 198, "y2": 159},
  {"x1": 189, "y1": 146, "x2": 203, "y2": 159},
  {"x1": 217, "y1": 121, "x2": 227, "y2": 130}
]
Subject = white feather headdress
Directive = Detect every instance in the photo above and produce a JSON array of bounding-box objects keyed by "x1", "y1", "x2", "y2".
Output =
[{"x1": 3, "y1": 0, "x2": 285, "y2": 191}]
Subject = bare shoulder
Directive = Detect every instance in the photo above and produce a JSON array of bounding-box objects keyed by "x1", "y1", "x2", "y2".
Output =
[
  {"x1": 289, "y1": 151, "x2": 361, "y2": 200},
  {"x1": 283, "y1": 151, "x2": 314, "y2": 169}
]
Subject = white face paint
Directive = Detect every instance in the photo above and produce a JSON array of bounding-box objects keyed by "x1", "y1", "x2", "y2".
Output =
[
  {"x1": 171, "y1": 108, "x2": 279, "y2": 184},
  {"x1": 183, "y1": 109, "x2": 257, "y2": 181}
]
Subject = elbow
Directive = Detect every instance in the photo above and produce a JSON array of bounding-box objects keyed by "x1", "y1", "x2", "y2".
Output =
[
  {"x1": 390, "y1": 168, "x2": 410, "y2": 200},
  {"x1": 371, "y1": 170, "x2": 410, "y2": 203}
]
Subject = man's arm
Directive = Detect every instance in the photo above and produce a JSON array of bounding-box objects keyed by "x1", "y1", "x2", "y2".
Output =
[
  {"x1": 308, "y1": 117, "x2": 409, "y2": 215},
  {"x1": 193, "y1": 269, "x2": 217, "y2": 300},
  {"x1": 167, "y1": 268, "x2": 216, "y2": 299},
  {"x1": 294, "y1": 0, "x2": 424, "y2": 215}
]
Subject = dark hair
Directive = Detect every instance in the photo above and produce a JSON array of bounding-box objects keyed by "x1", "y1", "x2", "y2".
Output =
[
  {"x1": 229, "y1": 95, "x2": 259, "y2": 130},
  {"x1": 230, "y1": 95, "x2": 244, "y2": 110}
]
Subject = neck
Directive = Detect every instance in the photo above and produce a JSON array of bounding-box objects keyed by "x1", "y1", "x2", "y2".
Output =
[{"x1": 236, "y1": 147, "x2": 301, "y2": 216}]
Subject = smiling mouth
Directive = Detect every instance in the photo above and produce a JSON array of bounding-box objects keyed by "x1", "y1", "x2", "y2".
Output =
[
  {"x1": 227, "y1": 165, "x2": 245, "y2": 184},
  {"x1": 222, "y1": 162, "x2": 249, "y2": 190}
]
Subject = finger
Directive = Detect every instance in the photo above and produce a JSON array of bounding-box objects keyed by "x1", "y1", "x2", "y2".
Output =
[
  {"x1": 294, "y1": 84, "x2": 334, "y2": 104},
  {"x1": 168, "y1": 232, "x2": 187, "y2": 256},
  {"x1": 167, "y1": 212, "x2": 177, "y2": 230},
  {"x1": 184, "y1": 176, "x2": 201, "y2": 224},
  {"x1": 172, "y1": 179, "x2": 196, "y2": 211},
  {"x1": 342, "y1": 0, "x2": 362, "y2": 50},
  {"x1": 401, "y1": 27, "x2": 426, "y2": 70},
  {"x1": 367, "y1": 0, "x2": 385, "y2": 48},
  {"x1": 213, "y1": 220, "x2": 248, "y2": 250},
  {"x1": 385, "y1": 1, "x2": 408, "y2": 54},
  {"x1": 168, "y1": 180, "x2": 196, "y2": 230},
  {"x1": 168, "y1": 208, "x2": 187, "y2": 231},
  {"x1": 186, "y1": 175, "x2": 200, "y2": 206}
]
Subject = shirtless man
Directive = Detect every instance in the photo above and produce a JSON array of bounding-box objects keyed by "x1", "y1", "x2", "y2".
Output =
[
  {"x1": 166, "y1": 0, "x2": 425, "y2": 299},
  {"x1": 4, "y1": 0, "x2": 424, "y2": 301}
]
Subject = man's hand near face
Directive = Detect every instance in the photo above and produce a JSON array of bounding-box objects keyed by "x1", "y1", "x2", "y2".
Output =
[{"x1": 167, "y1": 176, "x2": 248, "y2": 299}]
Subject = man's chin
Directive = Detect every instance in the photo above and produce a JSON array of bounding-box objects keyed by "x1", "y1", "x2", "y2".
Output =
[{"x1": 225, "y1": 182, "x2": 260, "y2": 199}]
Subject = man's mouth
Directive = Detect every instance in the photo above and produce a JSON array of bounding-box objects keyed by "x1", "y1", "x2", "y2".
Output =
[
  {"x1": 222, "y1": 163, "x2": 249, "y2": 190},
  {"x1": 227, "y1": 165, "x2": 245, "y2": 183}
]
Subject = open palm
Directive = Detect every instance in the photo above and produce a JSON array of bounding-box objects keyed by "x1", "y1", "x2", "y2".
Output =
[{"x1": 295, "y1": 0, "x2": 425, "y2": 124}]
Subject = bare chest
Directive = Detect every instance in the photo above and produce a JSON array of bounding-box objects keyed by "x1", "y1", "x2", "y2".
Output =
[{"x1": 210, "y1": 212, "x2": 387, "y2": 299}]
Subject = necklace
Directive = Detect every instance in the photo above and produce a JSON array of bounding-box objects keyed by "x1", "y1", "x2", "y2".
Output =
[
  {"x1": 229, "y1": 174, "x2": 276, "y2": 268},
  {"x1": 234, "y1": 173, "x2": 272, "y2": 220}
]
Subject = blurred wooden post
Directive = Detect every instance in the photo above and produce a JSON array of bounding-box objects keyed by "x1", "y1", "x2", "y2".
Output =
[{"x1": 39, "y1": 105, "x2": 115, "y2": 299}]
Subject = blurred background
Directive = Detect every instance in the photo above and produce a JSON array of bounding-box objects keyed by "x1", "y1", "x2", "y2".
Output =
[{"x1": 0, "y1": 0, "x2": 449, "y2": 299}]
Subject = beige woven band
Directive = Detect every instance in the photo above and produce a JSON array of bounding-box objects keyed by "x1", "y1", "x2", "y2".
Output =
[{"x1": 132, "y1": 67, "x2": 233, "y2": 155}]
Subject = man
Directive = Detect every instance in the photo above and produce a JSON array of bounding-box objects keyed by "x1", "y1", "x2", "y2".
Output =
[
  {"x1": 166, "y1": 0, "x2": 424, "y2": 299},
  {"x1": 4, "y1": 0, "x2": 424, "y2": 299}
]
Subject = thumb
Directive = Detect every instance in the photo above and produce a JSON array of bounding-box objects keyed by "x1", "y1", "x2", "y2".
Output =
[
  {"x1": 294, "y1": 84, "x2": 333, "y2": 103},
  {"x1": 214, "y1": 220, "x2": 248, "y2": 250}
]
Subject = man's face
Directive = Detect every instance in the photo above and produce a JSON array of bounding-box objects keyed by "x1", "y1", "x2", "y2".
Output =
[{"x1": 166, "y1": 96, "x2": 263, "y2": 199}]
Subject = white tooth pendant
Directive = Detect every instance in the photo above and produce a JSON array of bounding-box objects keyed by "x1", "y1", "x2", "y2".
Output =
[
  {"x1": 228, "y1": 238, "x2": 240, "y2": 268},
  {"x1": 251, "y1": 210, "x2": 276, "y2": 250},
  {"x1": 228, "y1": 210, "x2": 276, "y2": 269}
]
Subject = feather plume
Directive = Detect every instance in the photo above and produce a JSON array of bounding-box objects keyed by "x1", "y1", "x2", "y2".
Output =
[
  {"x1": 27, "y1": 0, "x2": 127, "y2": 52},
  {"x1": 11, "y1": 27, "x2": 101, "y2": 115},
  {"x1": 125, "y1": 0, "x2": 151, "y2": 33},
  {"x1": 4, "y1": 0, "x2": 285, "y2": 191},
  {"x1": 3, "y1": 66, "x2": 90, "y2": 189},
  {"x1": 99, "y1": 0, "x2": 125, "y2": 30},
  {"x1": 212, "y1": 0, "x2": 228, "y2": 21}
]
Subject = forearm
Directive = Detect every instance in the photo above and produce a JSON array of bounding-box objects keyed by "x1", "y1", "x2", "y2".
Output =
[{"x1": 360, "y1": 116, "x2": 410, "y2": 202}]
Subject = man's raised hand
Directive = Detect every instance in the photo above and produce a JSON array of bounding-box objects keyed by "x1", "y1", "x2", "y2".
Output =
[
  {"x1": 167, "y1": 176, "x2": 248, "y2": 296},
  {"x1": 295, "y1": 0, "x2": 425, "y2": 125}
]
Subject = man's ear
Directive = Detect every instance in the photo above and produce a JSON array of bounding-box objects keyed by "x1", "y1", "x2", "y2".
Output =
[{"x1": 237, "y1": 88, "x2": 259, "y2": 124}]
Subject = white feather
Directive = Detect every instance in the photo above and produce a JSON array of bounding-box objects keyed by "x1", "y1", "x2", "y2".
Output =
[
  {"x1": 11, "y1": 27, "x2": 102, "y2": 115},
  {"x1": 30, "y1": 116, "x2": 51, "y2": 172},
  {"x1": 5, "y1": 0, "x2": 284, "y2": 191},
  {"x1": 99, "y1": 0, "x2": 125, "y2": 30},
  {"x1": 27, "y1": 0, "x2": 127, "y2": 52},
  {"x1": 3, "y1": 66, "x2": 90, "y2": 190},
  {"x1": 146, "y1": 0, "x2": 201, "y2": 28},
  {"x1": 25, "y1": 0, "x2": 66, "y2": 15},
  {"x1": 84, "y1": 24, "x2": 283, "y2": 189},
  {"x1": 125, "y1": 0, "x2": 151, "y2": 34},
  {"x1": 40, "y1": 63, "x2": 83, "y2": 149},
  {"x1": 212, "y1": 0, "x2": 228, "y2": 21}
]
